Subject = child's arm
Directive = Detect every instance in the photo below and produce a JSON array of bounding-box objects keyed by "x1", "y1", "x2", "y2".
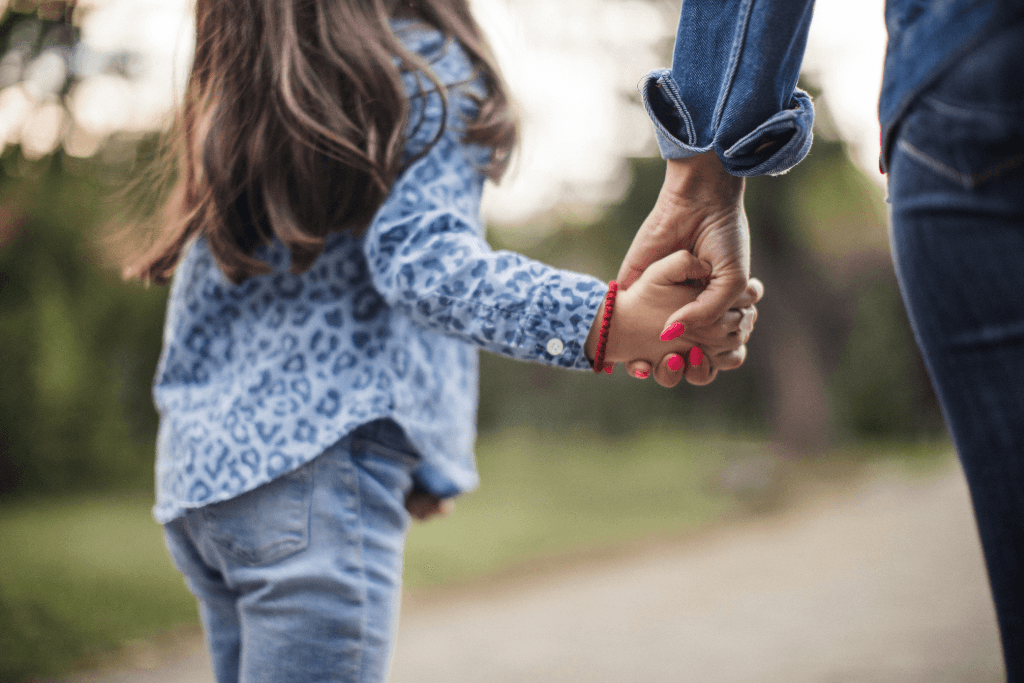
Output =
[
  {"x1": 365, "y1": 34, "x2": 710, "y2": 375},
  {"x1": 364, "y1": 140, "x2": 606, "y2": 370},
  {"x1": 363, "y1": 50, "x2": 607, "y2": 371},
  {"x1": 366, "y1": 131, "x2": 710, "y2": 375}
]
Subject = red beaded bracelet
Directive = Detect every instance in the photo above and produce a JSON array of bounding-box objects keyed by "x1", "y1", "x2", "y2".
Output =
[{"x1": 593, "y1": 280, "x2": 617, "y2": 374}]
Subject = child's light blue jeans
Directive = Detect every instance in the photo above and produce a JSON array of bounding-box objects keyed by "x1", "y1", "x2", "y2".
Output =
[{"x1": 163, "y1": 419, "x2": 418, "y2": 683}]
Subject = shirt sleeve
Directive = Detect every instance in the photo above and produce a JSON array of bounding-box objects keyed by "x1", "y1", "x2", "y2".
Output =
[
  {"x1": 362, "y1": 107, "x2": 607, "y2": 372},
  {"x1": 641, "y1": 0, "x2": 817, "y2": 176}
]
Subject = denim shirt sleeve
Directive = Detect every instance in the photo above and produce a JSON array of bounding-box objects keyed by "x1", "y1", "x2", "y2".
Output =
[
  {"x1": 641, "y1": 0, "x2": 816, "y2": 176},
  {"x1": 363, "y1": 38, "x2": 606, "y2": 370},
  {"x1": 363, "y1": 135, "x2": 606, "y2": 370}
]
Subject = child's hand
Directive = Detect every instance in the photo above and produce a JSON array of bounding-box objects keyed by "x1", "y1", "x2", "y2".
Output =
[
  {"x1": 405, "y1": 489, "x2": 455, "y2": 522},
  {"x1": 627, "y1": 276, "x2": 762, "y2": 386},
  {"x1": 586, "y1": 250, "x2": 709, "y2": 369}
]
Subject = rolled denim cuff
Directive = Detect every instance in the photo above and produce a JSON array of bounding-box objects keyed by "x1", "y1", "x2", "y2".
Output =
[
  {"x1": 641, "y1": 69, "x2": 815, "y2": 177},
  {"x1": 411, "y1": 463, "x2": 470, "y2": 499}
]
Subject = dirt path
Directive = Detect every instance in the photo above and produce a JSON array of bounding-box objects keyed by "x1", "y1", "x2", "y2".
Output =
[{"x1": 66, "y1": 463, "x2": 1005, "y2": 683}]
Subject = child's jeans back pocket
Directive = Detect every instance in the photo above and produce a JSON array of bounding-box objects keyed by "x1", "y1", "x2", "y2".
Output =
[{"x1": 190, "y1": 462, "x2": 313, "y2": 567}]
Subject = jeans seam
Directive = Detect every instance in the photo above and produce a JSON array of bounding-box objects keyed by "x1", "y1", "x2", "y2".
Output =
[
  {"x1": 351, "y1": 453, "x2": 368, "y2": 683},
  {"x1": 898, "y1": 139, "x2": 1024, "y2": 189},
  {"x1": 651, "y1": 71, "x2": 697, "y2": 147},
  {"x1": 922, "y1": 93, "x2": 1024, "y2": 117}
]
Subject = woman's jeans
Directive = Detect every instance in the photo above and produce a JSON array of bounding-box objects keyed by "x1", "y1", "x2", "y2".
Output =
[
  {"x1": 888, "y1": 19, "x2": 1024, "y2": 680},
  {"x1": 163, "y1": 419, "x2": 418, "y2": 683}
]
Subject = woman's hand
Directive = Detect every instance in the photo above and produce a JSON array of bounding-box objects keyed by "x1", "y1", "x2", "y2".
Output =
[{"x1": 616, "y1": 152, "x2": 753, "y2": 387}]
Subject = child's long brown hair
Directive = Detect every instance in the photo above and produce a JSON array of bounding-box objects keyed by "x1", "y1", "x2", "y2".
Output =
[{"x1": 128, "y1": 0, "x2": 516, "y2": 285}]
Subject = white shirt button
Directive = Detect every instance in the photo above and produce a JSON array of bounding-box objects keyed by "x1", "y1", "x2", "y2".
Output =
[{"x1": 546, "y1": 338, "x2": 565, "y2": 355}]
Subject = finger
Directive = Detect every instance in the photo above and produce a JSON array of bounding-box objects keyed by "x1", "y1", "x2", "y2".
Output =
[
  {"x1": 684, "y1": 361, "x2": 715, "y2": 385},
  {"x1": 616, "y1": 233, "x2": 669, "y2": 289},
  {"x1": 683, "y1": 346, "x2": 715, "y2": 386},
  {"x1": 738, "y1": 304, "x2": 757, "y2": 334},
  {"x1": 626, "y1": 359, "x2": 653, "y2": 379},
  {"x1": 720, "y1": 309, "x2": 744, "y2": 333},
  {"x1": 748, "y1": 277, "x2": 765, "y2": 304},
  {"x1": 617, "y1": 249, "x2": 656, "y2": 290},
  {"x1": 409, "y1": 496, "x2": 455, "y2": 521},
  {"x1": 615, "y1": 199, "x2": 686, "y2": 288},
  {"x1": 717, "y1": 306, "x2": 756, "y2": 346},
  {"x1": 713, "y1": 345, "x2": 747, "y2": 372},
  {"x1": 651, "y1": 353, "x2": 685, "y2": 388},
  {"x1": 406, "y1": 493, "x2": 430, "y2": 520},
  {"x1": 418, "y1": 500, "x2": 454, "y2": 521},
  {"x1": 733, "y1": 277, "x2": 764, "y2": 308},
  {"x1": 405, "y1": 490, "x2": 448, "y2": 521}
]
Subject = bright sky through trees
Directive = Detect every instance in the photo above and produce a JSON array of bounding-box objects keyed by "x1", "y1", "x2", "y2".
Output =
[{"x1": 0, "y1": 0, "x2": 887, "y2": 227}]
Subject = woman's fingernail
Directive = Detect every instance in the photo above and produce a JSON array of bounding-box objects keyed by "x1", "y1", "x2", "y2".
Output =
[
  {"x1": 667, "y1": 354, "x2": 683, "y2": 372},
  {"x1": 689, "y1": 347, "x2": 703, "y2": 366},
  {"x1": 604, "y1": 365, "x2": 614, "y2": 374},
  {"x1": 634, "y1": 369, "x2": 649, "y2": 379},
  {"x1": 660, "y1": 321, "x2": 685, "y2": 341}
]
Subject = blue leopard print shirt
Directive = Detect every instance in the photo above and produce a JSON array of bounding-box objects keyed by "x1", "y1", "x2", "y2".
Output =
[{"x1": 152, "y1": 22, "x2": 607, "y2": 523}]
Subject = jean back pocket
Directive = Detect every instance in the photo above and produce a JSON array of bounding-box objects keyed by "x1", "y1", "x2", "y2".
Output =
[{"x1": 194, "y1": 461, "x2": 313, "y2": 566}]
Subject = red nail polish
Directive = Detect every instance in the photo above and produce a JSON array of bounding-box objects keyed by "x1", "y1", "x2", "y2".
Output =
[
  {"x1": 689, "y1": 347, "x2": 703, "y2": 366},
  {"x1": 634, "y1": 370, "x2": 649, "y2": 379},
  {"x1": 660, "y1": 321, "x2": 685, "y2": 341},
  {"x1": 604, "y1": 365, "x2": 614, "y2": 374},
  {"x1": 667, "y1": 354, "x2": 683, "y2": 372}
]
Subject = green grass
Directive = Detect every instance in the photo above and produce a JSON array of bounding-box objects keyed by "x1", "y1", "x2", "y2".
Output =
[
  {"x1": 403, "y1": 428, "x2": 745, "y2": 587},
  {"x1": 0, "y1": 493, "x2": 198, "y2": 681},
  {"x1": 0, "y1": 431, "x2": 953, "y2": 681}
]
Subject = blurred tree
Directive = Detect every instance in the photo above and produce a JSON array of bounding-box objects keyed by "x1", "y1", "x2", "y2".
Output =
[
  {"x1": 0, "y1": 2, "x2": 166, "y2": 497},
  {"x1": 744, "y1": 110, "x2": 943, "y2": 449},
  {"x1": 0, "y1": 149, "x2": 168, "y2": 497}
]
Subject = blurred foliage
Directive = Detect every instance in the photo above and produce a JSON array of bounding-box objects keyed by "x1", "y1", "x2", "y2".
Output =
[
  {"x1": 0, "y1": 492, "x2": 196, "y2": 681},
  {"x1": 0, "y1": 2, "x2": 166, "y2": 498},
  {"x1": 0, "y1": 148, "x2": 168, "y2": 497},
  {"x1": 741, "y1": 130, "x2": 943, "y2": 444}
]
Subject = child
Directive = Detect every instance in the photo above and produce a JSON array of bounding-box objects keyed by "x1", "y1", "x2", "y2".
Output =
[{"x1": 130, "y1": 1, "x2": 755, "y2": 681}]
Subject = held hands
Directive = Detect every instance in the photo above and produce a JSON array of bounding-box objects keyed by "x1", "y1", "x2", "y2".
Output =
[
  {"x1": 615, "y1": 152, "x2": 757, "y2": 386},
  {"x1": 585, "y1": 250, "x2": 760, "y2": 384}
]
